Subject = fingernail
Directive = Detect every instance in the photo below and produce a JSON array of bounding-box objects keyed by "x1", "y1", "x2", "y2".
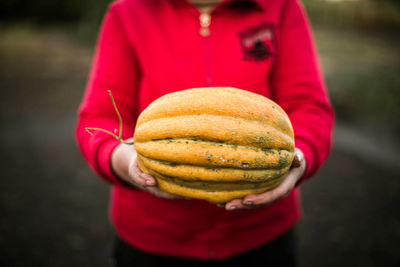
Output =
[
  {"x1": 228, "y1": 206, "x2": 236, "y2": 210},
  {"x1": 145, "y1": 180, "x2": 153, "y2": 185},
  {"x1": 244, "y1": 198, "x2": 254, "y2": 204}
]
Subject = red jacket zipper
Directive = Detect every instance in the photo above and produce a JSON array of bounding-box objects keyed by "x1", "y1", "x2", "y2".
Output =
[{"x1": 199, "y1": 11, "x2": 212, "y2": 85}]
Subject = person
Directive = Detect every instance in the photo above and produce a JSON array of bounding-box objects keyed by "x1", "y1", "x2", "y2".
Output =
[{"x1": 75, "y1": 0, "x2": 334, "y2": 266}]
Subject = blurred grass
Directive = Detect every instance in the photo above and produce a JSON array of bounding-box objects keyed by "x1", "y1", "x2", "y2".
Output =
[
  {"x1": 1, "y1": 1, "x2": 399, "y2": 133},
  {"x1": 314, "y1": 26, "x2": 400, "y2": 132},
  {"x1": 301, "y1": 0, "x2": 400, "y2": 134},
  {"x1": 1, "y1": 0, "x2": 399, "y2": 145},
  {"x1": 0, "y1": 24, "x2": 92, "y2": 115},
  {"x1": 0, "y1": 0, "x2": 112, "y2": 45},
  {"x1": 303, "y1": 0, "x2": 400, "y2": 31}
]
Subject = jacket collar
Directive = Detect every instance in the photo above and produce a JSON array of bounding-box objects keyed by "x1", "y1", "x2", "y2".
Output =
[
  {"x1": 219, "y1": 0, "x2": 267, "y2": 10},
  {"x1": 179, "y1": 0, "x2": 267, "y2": 11}
]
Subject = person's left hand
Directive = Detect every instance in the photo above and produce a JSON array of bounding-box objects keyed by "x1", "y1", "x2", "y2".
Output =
[{"x1": 223, "y1": 148, "x2": 306, "y2": 210}]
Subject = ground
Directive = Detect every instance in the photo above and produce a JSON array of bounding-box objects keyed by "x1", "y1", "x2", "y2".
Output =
[{"x1": 0, "y1": 25, "x2": 399, "y2": 266}]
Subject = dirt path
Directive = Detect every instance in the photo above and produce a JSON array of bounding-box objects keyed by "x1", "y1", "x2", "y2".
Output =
[{"x1": 334, "y1": 123, "x2": 400, "y2": 172}]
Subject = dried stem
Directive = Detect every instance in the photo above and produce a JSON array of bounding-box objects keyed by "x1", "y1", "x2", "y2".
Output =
[{"x1": 85, "y1": 90, "x2": 134, "y2": 145}]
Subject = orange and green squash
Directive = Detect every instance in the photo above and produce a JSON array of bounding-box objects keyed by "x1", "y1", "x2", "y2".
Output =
[{"x1": 133, "y1": 87, "x2": 295, "y2": 203}]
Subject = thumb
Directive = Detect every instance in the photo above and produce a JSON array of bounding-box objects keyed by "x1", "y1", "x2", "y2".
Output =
[{"x1": 291, "y1": 148, "x2": 304, "y2": 168}]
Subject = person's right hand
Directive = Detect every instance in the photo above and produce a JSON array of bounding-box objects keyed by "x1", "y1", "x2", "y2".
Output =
[{"x1": 110, "y1": 138, "x2": 183, "y2": 199}]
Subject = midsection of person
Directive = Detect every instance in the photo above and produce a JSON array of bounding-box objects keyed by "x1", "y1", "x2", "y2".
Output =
[{"x1": 109, "y1": 0, "x2": 299, "y2": 260}]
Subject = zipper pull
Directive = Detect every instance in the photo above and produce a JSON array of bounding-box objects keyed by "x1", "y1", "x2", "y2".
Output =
[{"x1": 199, "y1": 12, "x2": 211, "y2": 37}]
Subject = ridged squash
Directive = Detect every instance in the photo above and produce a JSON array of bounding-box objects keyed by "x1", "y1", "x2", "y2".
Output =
[{"x1": 133, "y1": 87, "x2": 295, "y2": 203}]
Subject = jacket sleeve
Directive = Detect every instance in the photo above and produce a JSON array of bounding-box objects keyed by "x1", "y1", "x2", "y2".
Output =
[
  {"x1": 75, "y1": 4, "x2": 141, "y2": 186},
  {"x1": 271, "y1": 0, "x2": 334, "y2": 184}
]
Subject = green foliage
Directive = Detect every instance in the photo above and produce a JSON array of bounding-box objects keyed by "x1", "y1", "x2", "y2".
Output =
[
  {"x1": 313, "y1": 27, "x2": 400, "y2": 132},
  {"x1": 0, "y1": 0, "x2": 85, "y2": 23},
  {"x1": 73, "y1": 0, "x2": 113, "y2": 43},
  {"x1": 0, "y1": 0, "x2": 112, "y2": 44},
  {"x1": 302, "y1": 0, "x2": 400, "y2": 31},
  {"x1": 1, "y1": 0, "x2": 399, "y2": 132}
]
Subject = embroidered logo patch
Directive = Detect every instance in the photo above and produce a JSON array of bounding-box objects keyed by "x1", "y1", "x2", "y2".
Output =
[{"x1": 239, "y1": 23, "x2": 276, "y2": 61}]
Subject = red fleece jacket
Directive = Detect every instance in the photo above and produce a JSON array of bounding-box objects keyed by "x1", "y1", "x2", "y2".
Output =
[{"x1": 76, "y1": 0, "x2": 334, "y2": 260}]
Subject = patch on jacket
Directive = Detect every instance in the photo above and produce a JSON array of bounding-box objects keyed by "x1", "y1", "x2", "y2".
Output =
[{"x1": 238, "y1": 23, "x2": 276, "y2": 61}]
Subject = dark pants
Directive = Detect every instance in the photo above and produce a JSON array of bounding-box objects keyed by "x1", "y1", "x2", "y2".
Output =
[{"x1": 113, "y1": 228, "x2": 297, "y2": 267}]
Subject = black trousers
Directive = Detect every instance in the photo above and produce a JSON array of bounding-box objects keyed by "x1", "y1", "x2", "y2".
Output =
[{"x1": 113, "y1": 228, "x2": 297, "y2": 267}]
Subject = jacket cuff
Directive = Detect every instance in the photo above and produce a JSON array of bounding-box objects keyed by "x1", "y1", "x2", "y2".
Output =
[{"x1": 97, "y1": 138, "x2": 135, "y2": 188}]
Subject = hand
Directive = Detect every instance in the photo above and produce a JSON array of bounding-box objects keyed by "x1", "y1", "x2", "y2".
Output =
[
  {"x1": 111, "y1": 138, "x2": 183, "y2": 199},
  {"x1": 223, "y1": 148, "x2": 306, "y2": 210}
]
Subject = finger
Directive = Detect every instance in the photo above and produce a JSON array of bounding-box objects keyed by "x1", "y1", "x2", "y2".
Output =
[
  {"x1": 128, "y1": 161, "x2": 156, "y2": 187},
  {"x1": 139, "y1": 172, "x2": 157, "y2": 186},
  {"x1": 243, "y1": 172, "x2": 298, "y2": 206},
  {"x1": 291, "y1": 153, "x2": 301, "y2": 168},
  {"x1": 225, "y1": 199, "x2": 249, "y2": 210},
  {"x1": 146, "y1": 186, "x2": 183, "y2": 200},
  {"x1": 291, "y1": 148, "x2": 305, "y2": 168}
]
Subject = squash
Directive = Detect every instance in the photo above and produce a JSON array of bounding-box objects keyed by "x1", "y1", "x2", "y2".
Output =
[{"x1": 133, "y1": 87, "x2": 295, "y2": 203}]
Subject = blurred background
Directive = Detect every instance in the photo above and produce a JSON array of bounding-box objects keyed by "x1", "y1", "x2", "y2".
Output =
[{"x1": 0, "y1": 0, "x2": 399, "y2": 266}]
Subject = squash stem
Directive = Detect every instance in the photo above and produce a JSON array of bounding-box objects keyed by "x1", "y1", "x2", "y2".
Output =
[
  {"x1": 107, "y1": 90, "x2": 124, "y2": 140},
  {"x1": 84, "y1": 90, "x2": 134, "y2": 145}
]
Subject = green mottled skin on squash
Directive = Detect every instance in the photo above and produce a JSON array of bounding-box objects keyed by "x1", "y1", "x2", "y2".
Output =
[{"x1": 134, "y1": 87, "x2": 295, "y2": 203}]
